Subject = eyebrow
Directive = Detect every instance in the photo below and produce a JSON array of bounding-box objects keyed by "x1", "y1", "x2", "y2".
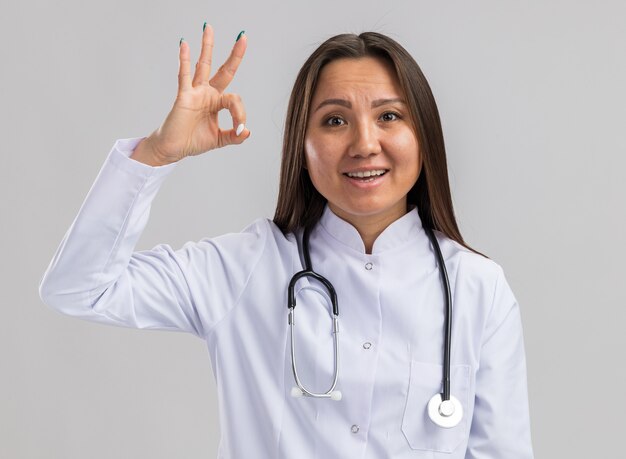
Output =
[{"x1": 313, "y1": 98, "x2": 406, "y2": 112}]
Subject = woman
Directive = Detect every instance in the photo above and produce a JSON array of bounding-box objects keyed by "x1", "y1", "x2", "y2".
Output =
[{"x1": 40, "y1": 24, "x2": 533, "y2": 458}]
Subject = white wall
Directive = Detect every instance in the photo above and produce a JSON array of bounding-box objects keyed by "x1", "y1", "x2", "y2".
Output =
[{"x1": 2, "y1": 0, "x2": 624, "y2": 457}]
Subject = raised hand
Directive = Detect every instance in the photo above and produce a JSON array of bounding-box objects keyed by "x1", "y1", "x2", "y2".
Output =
[{"x1": 132, "y1": 24, "x2": 250, "y2": 166}]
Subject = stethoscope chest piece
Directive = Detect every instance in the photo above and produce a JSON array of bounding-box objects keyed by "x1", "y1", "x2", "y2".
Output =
[{"x1": 428, "y1": 393, "x2": 463, "y2": 428}]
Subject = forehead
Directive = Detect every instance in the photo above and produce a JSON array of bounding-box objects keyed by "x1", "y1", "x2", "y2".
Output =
[{"x1": 313, "y1": 56, "x2": 403, "y2": 100}]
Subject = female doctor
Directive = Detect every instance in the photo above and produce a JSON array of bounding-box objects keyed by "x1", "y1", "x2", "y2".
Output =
[{"x1": 39, "y1": 24, "x2": 534, "y2": 458}]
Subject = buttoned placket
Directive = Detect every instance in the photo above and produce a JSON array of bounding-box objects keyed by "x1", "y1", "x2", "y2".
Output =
[
  {"x1": 342, "y1": 253, "x2": 381, "y2": 452},
  {"x1": 314, "y1": 206, "x2": 423, "y2": 456}
]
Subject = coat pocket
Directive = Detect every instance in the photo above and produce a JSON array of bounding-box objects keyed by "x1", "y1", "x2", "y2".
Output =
[{"x1": 401, "y1": 360, "x2": 471, "y2": 453}]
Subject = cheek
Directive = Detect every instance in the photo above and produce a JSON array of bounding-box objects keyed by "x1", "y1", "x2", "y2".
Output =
[
  {"x1": 304, "y1": 139, "x2": 325, "y2": 187},
  {"x1": 387, "y1": 132, "x2": 420, "y2": 168},
  {"x1": 304, "y1": 134, "x2": 317, "y2": 161},
  {"x1": 304, "y1": 137, "x2": 332, "y2": 174}
]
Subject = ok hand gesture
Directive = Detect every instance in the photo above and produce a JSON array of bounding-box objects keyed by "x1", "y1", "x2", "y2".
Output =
[{"x1": 132, "y1": 24, "x2": 250, "y2": 166}]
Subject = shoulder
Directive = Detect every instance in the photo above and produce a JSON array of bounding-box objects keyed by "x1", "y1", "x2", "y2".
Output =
[
  {"x1": 242, "y1": 217, "x2": 298, "y2": 247},
  {"x1": 433, "y1": 229, "x2": 503, "y2": 283},
  {"x1": 199, "y1": 217, "x2": 297, "y2": 259},
  {"x1": 433, "y1": 230, "x2": 519, "y2": 326}
]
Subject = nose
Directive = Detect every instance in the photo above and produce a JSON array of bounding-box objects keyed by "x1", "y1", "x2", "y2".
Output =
[{"x1": 348, "y1": 120, "x2": 382, "y2": 158}]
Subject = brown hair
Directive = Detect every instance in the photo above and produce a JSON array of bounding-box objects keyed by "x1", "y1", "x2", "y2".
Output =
[{"x1": 273, "y1": 32, "x2": 485, "y2": 257}]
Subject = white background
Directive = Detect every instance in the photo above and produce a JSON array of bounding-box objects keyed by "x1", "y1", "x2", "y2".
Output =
[{"x1": 2, "y1": 0, "x2": 624, "y2": 457}]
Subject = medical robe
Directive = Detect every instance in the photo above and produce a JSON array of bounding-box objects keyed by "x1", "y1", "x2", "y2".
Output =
[{"x1": 39, "y1": 137, "x2": 534, "y2": 458}]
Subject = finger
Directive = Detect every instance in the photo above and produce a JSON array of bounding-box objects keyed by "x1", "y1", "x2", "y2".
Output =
[
  {"x1": 218, "y1": 92, "x2": 249, "y2": 146},
  {"x1": 220, "y1": 92, "x2": 247, "y2": 129},
  {"x1": 218, "y1": 126, "x2": 251, "y2": 147},
  {"x1": 192, "y1": 23, "x2": 215, "y2": 86},
  {"x1": 210, "y1": 32, "x2": 247, "y2": 93},
  {"x1": 178, "y1": 39, "x2": 192, "y2": 92}
]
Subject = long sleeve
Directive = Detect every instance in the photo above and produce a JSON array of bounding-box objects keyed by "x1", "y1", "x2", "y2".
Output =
[
  {"x1": 465, "y1": 268, "x2": 534, "y2": 458},
  {"x1": 38, "y1": 137, "x2": 266, "y2": 338}
]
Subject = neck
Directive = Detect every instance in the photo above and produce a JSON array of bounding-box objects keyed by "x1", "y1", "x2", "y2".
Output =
[{"x1": 329, "y1": 203, "x2": 409, "y2": 254}]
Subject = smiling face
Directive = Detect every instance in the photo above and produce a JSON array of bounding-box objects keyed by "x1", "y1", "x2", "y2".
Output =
[{"x1": 304, "y1": 56, "x2": 421, "y2": 229}]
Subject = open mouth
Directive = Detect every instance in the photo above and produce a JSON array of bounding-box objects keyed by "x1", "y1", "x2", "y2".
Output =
[{"x1": 344, "y1": 169, "x2": 388, "y2": 182}]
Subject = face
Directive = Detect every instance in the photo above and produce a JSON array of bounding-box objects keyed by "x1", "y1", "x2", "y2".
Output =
[{"x1": 304, "y1": 56, "x2": 421, "y2": 228}]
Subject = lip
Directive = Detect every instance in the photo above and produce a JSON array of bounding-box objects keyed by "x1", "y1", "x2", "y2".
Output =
[
  {"x1": 342, "y1": 168, "x2": 389, "y2": 189},
  {"x1": 342, "y1": 167, "x2": 390, "y2": 175}
]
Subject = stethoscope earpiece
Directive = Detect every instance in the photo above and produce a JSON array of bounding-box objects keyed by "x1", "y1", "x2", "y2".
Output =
[
  {"x1": 427, "y1": 393, "x2": 463, "y2": 428},
  {"x1": 330, "y1": 390, "x2": 342, "y2": 401},
  {"x1": 290, "y1": 387, "x2": 342, "y2": 401}
]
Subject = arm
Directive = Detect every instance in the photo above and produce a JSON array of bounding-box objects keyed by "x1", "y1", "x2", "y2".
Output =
[
  {"x1": 39, "y1": 139, "x2": 197, "y2": 330},
  {"x1": 39, "y1": 138, "x2": 267, "y2": 337},
  {"x1": 466, "y1": 268, "x2": 534, "y2": 458},
  {"x1": 38, "y1": 138, "x2": 205, "y2": 334},
  {"x1": 40, "y1": 25, "x2": 253, "y2": 337}
]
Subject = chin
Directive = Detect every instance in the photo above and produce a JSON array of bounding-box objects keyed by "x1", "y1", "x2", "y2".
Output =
[{"x1": 331, "y1": 200, "x2": 406, "y2": 221}]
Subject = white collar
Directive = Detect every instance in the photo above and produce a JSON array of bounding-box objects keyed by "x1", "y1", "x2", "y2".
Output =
[{"x1": 317, "y1": 204, "x2": 425, "y2": 254}]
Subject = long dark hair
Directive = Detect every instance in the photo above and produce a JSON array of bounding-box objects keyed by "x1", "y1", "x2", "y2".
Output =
[{"x1": 273, "y1": 32, "x2": 485, "y2": 257}]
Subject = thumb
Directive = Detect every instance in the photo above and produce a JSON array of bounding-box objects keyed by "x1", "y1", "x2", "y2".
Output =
[
  {"x1": 217, "y1": 92, "x2": 248, "y2": 147},
  {"x1": 218, "y1": 124, "x2": 250, "y2": 147}
]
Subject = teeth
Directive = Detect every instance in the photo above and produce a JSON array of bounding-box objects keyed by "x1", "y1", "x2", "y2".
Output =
[{"x1": 346, "y1": 169, "x2": 386, "y2": 178}]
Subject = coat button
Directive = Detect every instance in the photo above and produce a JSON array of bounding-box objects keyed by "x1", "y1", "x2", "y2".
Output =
[
  {"x1": 351, "y1": 424, "x2": 360, "y2": 434},
  {"x1": 364, "y1": 262, "x2": 373, "y2": 270},
  {"x1": 362, "y1": 342, "x2": 372, "y2": 349}
]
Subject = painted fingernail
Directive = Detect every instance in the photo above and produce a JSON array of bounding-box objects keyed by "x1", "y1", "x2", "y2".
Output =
[
  {"x1": 236, "y1": 124, "x2": 245, "y2": 136},
  {"x1": 236, "y1": 30, "x2": 245, "y2": 42},
  {"x1": 179, "y1": 37, "x2": 184, "y2": 47},
  {"x1": 203, "y1": 22, "x2": 207, "y2": 32}
]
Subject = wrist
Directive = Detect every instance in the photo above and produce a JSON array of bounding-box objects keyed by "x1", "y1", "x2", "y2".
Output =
[{"x1": 130, "y1": 137, "x2": 173, "y2": 166}]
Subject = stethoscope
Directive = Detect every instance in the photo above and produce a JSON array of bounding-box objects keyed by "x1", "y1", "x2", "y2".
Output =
[{"x1": 287, "y1": 221, "x2": 463, "y2": 428}]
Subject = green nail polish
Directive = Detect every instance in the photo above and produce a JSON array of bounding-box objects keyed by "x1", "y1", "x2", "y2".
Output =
[
  {"x1": 203, "y1": 22, "x2": 207, "y2": 32},
  {"x1": 236, "y1": 30, "x2": 245, "y2": 42},
  {"x1": 179, "y1": 37, "x2": 184, "y2": 47}
]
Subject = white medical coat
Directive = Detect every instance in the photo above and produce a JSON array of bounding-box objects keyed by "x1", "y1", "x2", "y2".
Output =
[{"x1": 39, "y1": 137, "x2": 534, "y2": 458}]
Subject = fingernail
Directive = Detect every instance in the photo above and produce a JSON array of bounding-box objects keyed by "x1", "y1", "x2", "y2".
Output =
[
  {"x1": 203, "y1": 22, "x2": 207, "y2": 32},
  {"x1": 236, "y1": 124, "x2": 245, "y2": 136},
  {"x1": 236, "y1": 30, "x2": 245, "y2": 42},
  {"x1": 179, "y1": 37, "x2": 184, "y2": 47}
]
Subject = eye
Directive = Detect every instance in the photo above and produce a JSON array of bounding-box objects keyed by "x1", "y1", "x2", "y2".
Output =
[
  {"x1": 325, "y1": 115, "x2": 346, "y2": 127},
  {"x1": 380, "y1": 111, "x2": 401, "y2": 122}
]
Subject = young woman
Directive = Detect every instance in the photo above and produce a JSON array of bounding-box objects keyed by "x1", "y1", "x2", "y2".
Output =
[{"x1": 40, "y1": 24, "x2": 533, "y2": 458}]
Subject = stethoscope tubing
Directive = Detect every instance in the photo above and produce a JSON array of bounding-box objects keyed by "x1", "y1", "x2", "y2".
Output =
[
  {"x1": 287, "y1": 226, "x2": 340, "y2": 398},
  {"x1": 288, "y1": 221, "x2": 456, "y2": 412},
  {"x1": 424, "y1": 226, "x2": 453, "y2": 402},
  {"x1": 287, "y1": 226, "x2": 339, "y2": 315}
]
